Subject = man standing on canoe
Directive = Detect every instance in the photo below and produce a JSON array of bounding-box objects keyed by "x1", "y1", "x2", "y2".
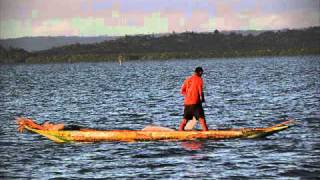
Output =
[{"x1": 179, "y1": 67, "x2": 208, "y2": 131}]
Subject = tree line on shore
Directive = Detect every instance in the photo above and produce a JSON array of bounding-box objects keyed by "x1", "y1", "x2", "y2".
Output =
[{"x1": 1, "y1": 26, "x2": 319, "y2": 63}]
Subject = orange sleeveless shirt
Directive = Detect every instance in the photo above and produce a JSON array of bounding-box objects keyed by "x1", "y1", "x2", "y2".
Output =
[{"x1": 181, "y1": 74, "x2": 203, "y2": 105}]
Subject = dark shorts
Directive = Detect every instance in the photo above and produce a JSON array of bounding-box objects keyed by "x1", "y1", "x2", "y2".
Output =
[{"x1": 183, "y1": 104, "x2": 205, "y2": 120}]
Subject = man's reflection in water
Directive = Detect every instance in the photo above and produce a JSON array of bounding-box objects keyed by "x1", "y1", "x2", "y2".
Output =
[{"x1": 181, "y1": 141, "x2": 203, "y2": 150}]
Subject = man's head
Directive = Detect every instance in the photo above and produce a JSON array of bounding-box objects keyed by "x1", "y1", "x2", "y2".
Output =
[{"x1": 194, "y1": 66, "x2": 204, "y2": 77}]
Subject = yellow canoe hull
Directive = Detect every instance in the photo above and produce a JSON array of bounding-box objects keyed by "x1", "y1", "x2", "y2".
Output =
[{"x1": 24, "y1": 121, "x2": 292, "y2": 143}]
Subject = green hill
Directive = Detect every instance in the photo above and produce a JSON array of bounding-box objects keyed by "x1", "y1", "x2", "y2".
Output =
[{"x1": 1, "y1": 27, "x2": 320, "y2": 63}]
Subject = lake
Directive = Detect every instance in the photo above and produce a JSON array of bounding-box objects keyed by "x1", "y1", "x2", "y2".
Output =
[{"x1": 0, "y1": 56, "x2": 319, "y2": 179}]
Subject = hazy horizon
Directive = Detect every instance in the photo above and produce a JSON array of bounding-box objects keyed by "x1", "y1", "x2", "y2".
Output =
[
  {"x1": 2, "y1": 26, "x2": 318, "y2": 40},
  {"x1": 1, "y1": 0, "x2": 319, "y2": 39}
]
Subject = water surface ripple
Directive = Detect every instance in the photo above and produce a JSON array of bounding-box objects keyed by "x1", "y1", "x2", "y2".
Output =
[{"x1": 0, "y1": 56, "x2": 319, "y2": 179}]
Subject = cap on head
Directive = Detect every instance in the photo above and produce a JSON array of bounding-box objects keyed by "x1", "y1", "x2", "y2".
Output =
[{"x1": 195, "y1": 66, "x2": 204, "y2": 73}]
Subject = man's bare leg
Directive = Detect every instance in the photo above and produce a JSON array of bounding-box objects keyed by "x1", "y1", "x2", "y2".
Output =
[
  {"x1": 178, "y1": 118, "x2": 188, "y2": 131},
  {"x1": 185, "y1": 116, "x2": 197, "y2": 130},
  {"x1": 199, "y1": 117, "x2": 208, "y2": 131}
]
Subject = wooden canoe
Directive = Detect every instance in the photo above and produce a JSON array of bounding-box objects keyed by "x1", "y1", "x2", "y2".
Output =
[{"x1": 22, "y1": 120, "x2": 294, "y2": 143}]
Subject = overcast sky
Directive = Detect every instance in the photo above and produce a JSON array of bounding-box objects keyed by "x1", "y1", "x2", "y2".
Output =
[{"x1": 0, "y1": 0, "x2": 319, "y2": 39}]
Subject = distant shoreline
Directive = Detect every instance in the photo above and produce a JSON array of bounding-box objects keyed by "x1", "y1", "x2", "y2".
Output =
[
  {"x1": 1, "y1": 27, "x2": 319, "y2": 64},
  {"x1": 23, "y1": 49, "x2": 320, "y2": 64},
  {"x1": 1, "y1": 53, "x2": 319, "y2": 65}
]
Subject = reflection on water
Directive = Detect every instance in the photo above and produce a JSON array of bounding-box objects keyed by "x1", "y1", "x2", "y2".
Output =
[
  {"x1": 181, "y1": 141, "x2": 203, "y2": 150},
  {"x1": 0, "y1": 56, "x2": 319, "y2": 179}
]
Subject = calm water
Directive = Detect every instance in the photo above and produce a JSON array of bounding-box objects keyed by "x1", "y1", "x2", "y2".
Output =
[{"x1": 0, "y1": 56, "x2": 319, "y2": 179}]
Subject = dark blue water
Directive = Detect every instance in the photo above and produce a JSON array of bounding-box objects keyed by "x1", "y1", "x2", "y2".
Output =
[{"x1": 0, "y1": 56, "x2": 319, "y2": 179}]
